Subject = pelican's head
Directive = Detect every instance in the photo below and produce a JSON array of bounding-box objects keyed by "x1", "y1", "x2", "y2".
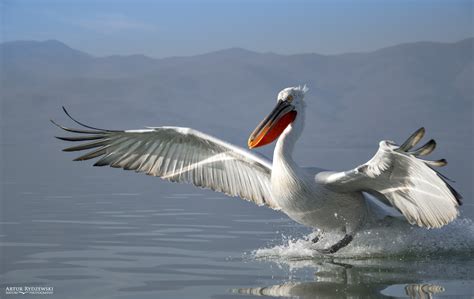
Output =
[{"x1": 248, "y1": 85, "x2": 308, "y2": 149}]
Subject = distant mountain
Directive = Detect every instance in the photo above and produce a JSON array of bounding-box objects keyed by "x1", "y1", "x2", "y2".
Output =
[
  {"x1": 1, "y1": 40, "x2": 91, "y2": 78},
  {"x1": 1, "y1": 38, "x2": 472, "y2": 152}
]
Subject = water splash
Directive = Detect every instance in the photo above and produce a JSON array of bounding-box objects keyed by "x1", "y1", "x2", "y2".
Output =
[{"x1": 253, "y1": 217, "x2": 474, "y2": 261}]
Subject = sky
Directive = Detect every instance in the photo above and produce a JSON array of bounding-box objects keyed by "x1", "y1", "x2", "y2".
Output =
[{"x1": 1, "y1": 0, "x2": 472, "y2": 58}]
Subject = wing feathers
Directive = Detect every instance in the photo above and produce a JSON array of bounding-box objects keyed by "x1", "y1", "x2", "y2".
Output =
[
  {"x1": 53, "y1": 109, "x2": 279, "y2": 210},
  {"x1": 74, "y1": 146, "x2": 110, "y2": 161},
  {"x1": 410, "y1": 139, "x2": 436, "y2": 156},
  {"x1": 55, "y1": 135, "x2": 106, "y2": 142},
  {"x1": 320, "y1": 128, "x2": 461, "y2": 229},
  {"x1": 51, "y1": 120, "x2": 106, "y2": 134},
  {"x1": 399, "y1": 127, "x2": 425, "y2": 151},
  {"x1": 421, "y1": 158, "x2": 447, "y2": 167},
  {"x1": 63, "y1": 139, "x2": 112, "y2": 152}
]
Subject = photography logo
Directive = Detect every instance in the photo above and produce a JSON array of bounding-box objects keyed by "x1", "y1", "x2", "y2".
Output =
[{"x1": 5, "y1": 286, "x2": 54, "y2": 295}]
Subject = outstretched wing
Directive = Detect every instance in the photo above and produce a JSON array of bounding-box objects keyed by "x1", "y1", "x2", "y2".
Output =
[
  {"x1": 52, "y1": 108, "x2": 280, "y2": 210},
  {"x1": 317, "y1": 128, "x2": 462, "y2": 228}
]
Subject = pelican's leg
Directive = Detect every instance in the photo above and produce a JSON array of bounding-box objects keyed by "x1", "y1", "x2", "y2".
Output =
[
  {"x1": 317, "y1": 234, "x2": 353, "y2": 254},
  {"x1": 311, "y1": 229, "x2": 323, "y2": 243}
]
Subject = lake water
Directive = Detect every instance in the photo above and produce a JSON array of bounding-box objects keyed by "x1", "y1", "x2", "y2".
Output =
[{"x1": 1, "y1": 145, "x2": 473, "y2": 298}]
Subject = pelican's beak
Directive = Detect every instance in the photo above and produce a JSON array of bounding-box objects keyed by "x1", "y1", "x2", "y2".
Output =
[{"x1": 248, "y1": 101, "x2": 297, "y2": 149}]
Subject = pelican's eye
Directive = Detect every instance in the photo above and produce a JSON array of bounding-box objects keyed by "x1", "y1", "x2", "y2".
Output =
[{"x1": 286, "y1": 95, "x2": 294, "y2": 102}]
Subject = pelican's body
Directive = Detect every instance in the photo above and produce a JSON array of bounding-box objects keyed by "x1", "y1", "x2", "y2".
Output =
[
  {"x1": 272, "y1": 165, "x2": 368, "y2": 235},
  {"x1": 268, "y1": 97, "x2": 367, "y2": 235},
  {"x1": 53, "y1": 86, "x2": 462, "y2": 253}
]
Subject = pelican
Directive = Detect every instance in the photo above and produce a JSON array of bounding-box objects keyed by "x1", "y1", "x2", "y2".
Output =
[{"x1": 52, "y1": 86, "x2": 462, "y2": 253}]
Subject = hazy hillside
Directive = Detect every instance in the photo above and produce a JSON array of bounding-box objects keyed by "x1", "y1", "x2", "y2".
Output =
[{"x1": 1, "y1": 39, "x2": 472, "y2": 191}]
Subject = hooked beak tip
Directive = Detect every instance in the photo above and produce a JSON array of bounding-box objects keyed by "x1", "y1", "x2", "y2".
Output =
[{"x1": 247, "y1": 140, "x2": 255, "y2": 149}]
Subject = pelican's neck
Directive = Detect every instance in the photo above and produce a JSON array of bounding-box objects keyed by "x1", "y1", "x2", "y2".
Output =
[{"x1": 273, "y1": 107, "x2": 305, "y2": 172}]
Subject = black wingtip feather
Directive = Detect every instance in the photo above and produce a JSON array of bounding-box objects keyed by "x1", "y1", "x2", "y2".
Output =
[
  {"x1": 51, "y1": 120, "x2": 105, "y2": 134},
  {"x1": 399, "y1": 127, "x2": 425, "y2": 151},
  {"x1": 426, "y1": 163, "x2": 462, "y2": 205},
  {"x1": 55, "y1": 135, "x2": 105, "y2": 142},
  {"x1": 93, "y1": 161, "x2": 109, "y2": 167},
  {"x1": 445, "y1": 180, "x2": 463, "y2": 206},
  {"x1": 429, "y1": 161, "x2": 454, "y2": 182},
  {"x1": 73, "y1": 148, "x2": 107, "y2": 161},
  {"x1": 62, "y1": 139, "x2": 109, "y2": 152},
  {"x1": 412, "y1": 139, "x2": 436, "y2": 156},
  {"x1": 434, "y1": 168, "x2": 462, "y2": 205},
  {"x1": 62, "y1": 106, "x2": 120, "y2": 133},
  {"x1": 50, "y1": 119, "x2": 64, "y2": 129}
]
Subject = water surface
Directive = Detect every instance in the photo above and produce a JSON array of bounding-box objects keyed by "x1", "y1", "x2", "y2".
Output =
[{"x1": 1, "y1": 147, "x2": 473, "y2": 298}]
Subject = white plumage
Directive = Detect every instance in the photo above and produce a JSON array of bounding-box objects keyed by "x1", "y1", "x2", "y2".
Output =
[
  {"x1": 317, "y1": 133, "x2": 461, "y2": 228},
  {"x1": 53, "y1": 118, "x2": 279, "y2": 210},
  {"x1": 53, "y1": 86, "x2": 462, "y2": 253}
]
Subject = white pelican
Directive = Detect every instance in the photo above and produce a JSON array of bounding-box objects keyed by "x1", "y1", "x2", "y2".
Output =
[{"x1": 52, "y1": 86, "x2": 462, "y2": 253}]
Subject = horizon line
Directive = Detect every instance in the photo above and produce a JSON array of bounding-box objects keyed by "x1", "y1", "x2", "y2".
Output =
[{"x1": 1, "y1": 36, "x2": 473, "y2": 60}]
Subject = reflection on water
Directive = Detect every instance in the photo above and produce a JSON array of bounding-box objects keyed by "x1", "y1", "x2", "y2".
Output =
[
  {"x1": 405, "y1": 284, "x2": 445, "y2": 299},
  {"x1": 1, "y1": 178, "x2": 473, "y2": 298},
  {"x1": 235, "y1": 256, "x2": 473, "y2": 298},
  {"x1": 235, "y1": 282, "x2": 445, "y2": 299}
]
